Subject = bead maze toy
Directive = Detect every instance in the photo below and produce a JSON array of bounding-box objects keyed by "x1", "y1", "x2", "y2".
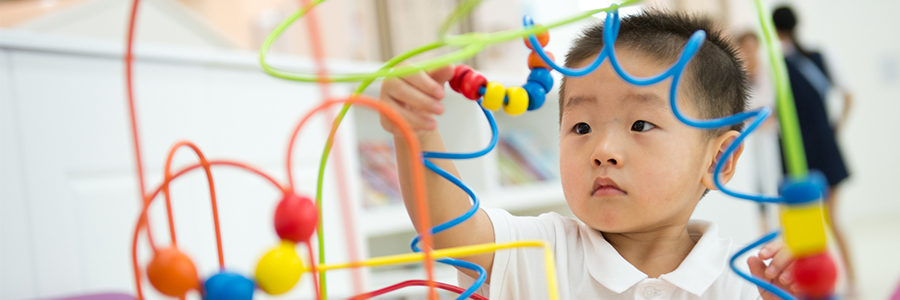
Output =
[{"x1": 124, "y1": 0, "x2": 839, "y2": 299}]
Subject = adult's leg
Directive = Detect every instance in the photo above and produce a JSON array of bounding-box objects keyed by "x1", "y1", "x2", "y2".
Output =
[{"x1": 824, "y1": 186, "x2": 857, "y2": 294}]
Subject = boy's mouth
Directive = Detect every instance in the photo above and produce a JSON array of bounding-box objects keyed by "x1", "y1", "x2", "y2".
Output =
[{"x1": 591, "y1": 177, "x2": 626, "y2": 197}]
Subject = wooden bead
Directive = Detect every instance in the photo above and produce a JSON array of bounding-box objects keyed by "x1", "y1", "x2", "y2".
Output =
[
  {"x1": 449, "y1": 65, "x2": 473, "y2": 93},
  {"x1": 503, "y1": 86, "x2": 529, "y2": 116},
  {"x1": 459, "y1": 70, "x2": 487, "y2": 100},
  {"x1": 481, "y1": 82, "x2": 505, "y2": 111},
  {"x1": 522, "y1": 82, "x2": 547, "y2": 111},
  {"x1": 523, "y1": 25, "x2": 549, "y2": 50},
  {"x1": 527, "y1": 67, "x2": 554, "y2": 91},
  {"x1": 528, "y1": 51, "x2": 555, "y2": 70}
]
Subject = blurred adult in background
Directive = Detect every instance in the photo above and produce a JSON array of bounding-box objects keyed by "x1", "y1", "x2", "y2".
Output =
[
  {"x1": 735, "y1": 31, "x2": 781, "y2": 234},
  {"x1": 773, "y1": 5, "x2": 856, "y2": 295}
]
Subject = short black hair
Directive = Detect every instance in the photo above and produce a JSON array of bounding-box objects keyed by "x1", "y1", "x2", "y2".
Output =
[
  {"x1": 773, "y1": 6, "x2": 797, "y2": 32},
  {"x1": 559, "y1": 10, "x2": 748, "y2": 136}
]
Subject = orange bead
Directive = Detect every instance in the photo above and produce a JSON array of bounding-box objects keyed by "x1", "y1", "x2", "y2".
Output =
[
  {"x1": 528, "y1": 51, "x2": 555, "y2": 70},
  {"x1": 523, "y1": 25, "x2": 549, "y2": 50},
  {"x1": 147, "y1": 247, "x2": 199, "y2": 297}
]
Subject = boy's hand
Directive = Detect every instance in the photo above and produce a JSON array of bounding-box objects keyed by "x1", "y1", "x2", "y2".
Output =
[
  {"x1": 378, "y1": 65, "x2": 455, "y2": 136},
  {"x1": 747, "y1": 241, "x2": 799, "y2": 300}
]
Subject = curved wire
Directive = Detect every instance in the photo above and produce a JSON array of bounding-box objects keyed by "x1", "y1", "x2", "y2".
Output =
[
  {"x1": 408, "y1": 106, "x2": 499, "y2": 300},
  {"x1": 729, "y1": 231, "x2": 797, "y2": 300},
  {"x1": 353, "y1": 280, "x2": 489, "y2": 300},
  {"x1": 527, "y1": 9, "x2": 783, "y2": 203}
]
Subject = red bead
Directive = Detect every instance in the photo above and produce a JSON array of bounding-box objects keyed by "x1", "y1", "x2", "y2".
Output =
[
  {"x1": 459, "y1": 70, "x2": 487, "y2": 100},
  {"x1": 792, "y1": 252, "x2": 838, "y2": 299},
  {"x1": 146, "y1": 247, "x2": 199, "y2": 297},
  {"x1": 523, "y1": 25, "x2": 549, "y2": 50},
  {"x1": 450, "y1": 65, "x2": 473, "y2": 93},
  {"x1": 274, "y1": 193, "x2": 318, "y2": 243},
  {"x1": 528, "y1": 51, "x2": 555, "y2": 70}
]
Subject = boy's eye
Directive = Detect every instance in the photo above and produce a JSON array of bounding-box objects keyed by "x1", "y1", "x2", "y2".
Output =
[
  {"x1": 573, "y1": 122, "x2": 592, "y2": 135},
  {"x1": 631, "y1": 120, "x2": 656, "y2": 132}
]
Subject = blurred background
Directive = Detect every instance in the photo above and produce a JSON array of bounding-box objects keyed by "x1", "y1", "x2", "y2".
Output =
[{"x1": 1, "y1": 0, "x2": 898, "y2": 299}]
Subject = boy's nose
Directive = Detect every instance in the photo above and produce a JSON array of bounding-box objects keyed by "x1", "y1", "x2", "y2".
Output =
[
  {"x1": 590, "y1": 138, "x2": 623, "y2": 168},
  {"x1": 594, "y1": 157, "x2": 618, "y2": 166}
]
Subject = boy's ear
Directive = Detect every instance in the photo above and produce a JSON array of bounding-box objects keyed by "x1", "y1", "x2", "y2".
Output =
[{"x1": 701, "y1": 130, "x2": 745, "y2": 190}]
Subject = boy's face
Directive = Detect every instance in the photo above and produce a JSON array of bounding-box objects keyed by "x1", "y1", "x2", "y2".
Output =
[{"x1": 559, "y1": 49, "x2": 718, "y2": 233}]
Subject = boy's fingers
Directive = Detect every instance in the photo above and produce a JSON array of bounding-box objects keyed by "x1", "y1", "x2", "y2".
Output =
[
  {"x1": 778, "y1": 262, "x2": 795, "y2": 285},
  {"x1": 758, "y1": 241, "x2": 784, "y2": 260},
  {"x1": 748, "y1": 256, "x2": 774, "y2": 300},
  {"x1": 764, "y1": 246, "x2": 794, "y2": 279},
  {"x1": 383, "y1": 95, "x2": 437, "y2": 131},
  {"x1": 427, "y1": 65, "x2": 455, "y2": 85},
  {"x1": 400, "y1": 70, "x2": 446, "y2": 101},
  {"x1": 386, "y1": 78, "x2": 444, "y2": 115},
  {"x1": 747, "y1": 256, "x2": 768, "y2": 279}
]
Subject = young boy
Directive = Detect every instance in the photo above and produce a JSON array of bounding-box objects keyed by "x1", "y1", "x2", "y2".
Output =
[{"x1": 379, "y1": 10, "x2": 798, "y2": 299}]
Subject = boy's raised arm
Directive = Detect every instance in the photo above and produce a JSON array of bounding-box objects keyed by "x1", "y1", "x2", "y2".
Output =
[{"x1": 379, "y1": 65, "x2": 496, "y2": 280}]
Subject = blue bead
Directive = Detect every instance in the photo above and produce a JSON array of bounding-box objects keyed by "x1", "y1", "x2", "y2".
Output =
[
  {"x1": 527, "y1": 68, "x2": 553, "y2": 91},
  {"x1": 204, "y1": 271, "x2": 255, "y2": 300},
  {"x1": 522, "y1": 82, "x2": 546, "y2": 111},
  {"x1": 780, "y1": 170, "x2": 827, "y2": 205}
]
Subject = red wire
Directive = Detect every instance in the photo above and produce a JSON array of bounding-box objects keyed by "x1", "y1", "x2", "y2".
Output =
[
  {"x1": 162, "y1": 141, "x2": 226, "y2": 268},
  {"x1": 124, "y1": 0, "x2": 155, "y2": 252},
  {"x1": 306, "y1": 241, "x2": 321, "y2": 299},
  {"x1": 132, "y1": 160, "x2": 286, "y2": 300},
  {"x1": 129, "y1": 96, "x2": 436, "y2": 300},
  {"x1": 351, "y1": 280, "x2": 489, "y2": 300}
]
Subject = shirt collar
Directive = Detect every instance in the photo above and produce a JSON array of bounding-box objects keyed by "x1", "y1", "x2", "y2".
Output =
[
  {"x1": 581, "y1": 225, "x2": 648, "y2": 294},
  {"x1": 659, "y1": 220, "x2": 732, "y2": 297},
  {"x1": 580, "y1": 220, "x2": 731, "y2": 296}
]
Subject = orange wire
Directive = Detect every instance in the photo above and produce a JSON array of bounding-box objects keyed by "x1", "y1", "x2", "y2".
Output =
[
  {"x1": 306, "y1": 241, "x2": 321, "y2": 299},
  {"x1": 124, "y1": 0, "x2": 155, "y2": 252},
  {"x1": 298, "y1": 0, "x2": 366, "y2": 295},
  {"x1": 127, "y1": 95, "x2": 434, "y2": 300},
  {"x1": 162, "y1": 141, "x2": 226, "y2": 268},
  {"x1": 131, "y1": 160, "x2": 285, "y2": 300}
]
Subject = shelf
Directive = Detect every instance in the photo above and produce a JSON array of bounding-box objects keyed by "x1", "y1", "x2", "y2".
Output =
[
  {"x1": 360, "y1": 180, "x2": 566, "y2": 237},
  {"x1": 485, "y1": 180, "x2": 565, "y2": 212}
]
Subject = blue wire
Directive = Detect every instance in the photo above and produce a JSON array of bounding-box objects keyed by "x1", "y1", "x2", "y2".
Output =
[
  {"x1": 730, "y1": 231, "x2": 798, "y2": 300},
  {"x1": 526, "y1": 8, "x2": 794, "y2": 298},
  {"x1": 410, "y1": 105, "x2": 499, "y2": 300},
  {"x1": 423, "y1": 105, "x2": 499, "y2": 160},
  {"x1": 525, "y1": 9, "x2": 782, "y2": 203},
  {"x1": 524, "y1": 15, "x2": 609, "y2": 77}
]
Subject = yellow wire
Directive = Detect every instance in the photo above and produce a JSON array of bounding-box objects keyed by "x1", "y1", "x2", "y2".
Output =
[{"x1": 310, "y1": 240, "x2": 560, "y2": 300}]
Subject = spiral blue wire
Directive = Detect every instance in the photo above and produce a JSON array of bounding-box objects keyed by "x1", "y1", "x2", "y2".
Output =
[
  {"x1": 526, "y1": 7, "x2": 793, "y2": 299},
  {"x1": 524, "y1": 9, "x2": 783, "y2": 203},
  {"x1": 730, "y1": 231, "x2": 798, "y2": 300},
  {"x1": 409, "y1": 105, "x2": 499, "y2": 299}
]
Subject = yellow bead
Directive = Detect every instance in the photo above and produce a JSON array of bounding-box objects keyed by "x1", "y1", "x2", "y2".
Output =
[
  {"x1": 481, "y1": 82, "x2": 505, "y2": 111},
  {"x1": 781, "y1": 204, "x2": 828, "y2": 257},
  {"x1": 503, "y1": 86, "x2": 529, "y2": 116},
  {"x1": 255, "y1": 241, "x2": 305, "y2": 295}
]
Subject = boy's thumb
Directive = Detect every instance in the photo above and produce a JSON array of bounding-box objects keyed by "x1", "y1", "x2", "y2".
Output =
[{"x1": 428, "y1": 65, "x2": 455, "y2": 84}]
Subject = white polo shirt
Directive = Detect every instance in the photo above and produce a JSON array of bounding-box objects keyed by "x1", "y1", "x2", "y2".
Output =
[{"x1": 458, "y1": 208, "x2": 761, "y2": 299}]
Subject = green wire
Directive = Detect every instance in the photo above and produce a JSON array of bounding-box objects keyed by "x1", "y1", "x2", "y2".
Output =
[
  {"x1": 258, "y1": 0, "x2": 641, "y2": 83},
  {"x1": 437, "y1": 0, "x2": 482, "y2": 38},
  {"x1": 257, "y1": 0, "x2": 642, "y2": 297},
  {"x1": 753, "y1": 0, "x2": 808, "y2": 178}
]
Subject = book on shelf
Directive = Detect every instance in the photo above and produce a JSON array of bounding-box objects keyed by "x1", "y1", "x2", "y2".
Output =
[{"x1": 358, "y1": 140, "x2": 402, "y2": 209}]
